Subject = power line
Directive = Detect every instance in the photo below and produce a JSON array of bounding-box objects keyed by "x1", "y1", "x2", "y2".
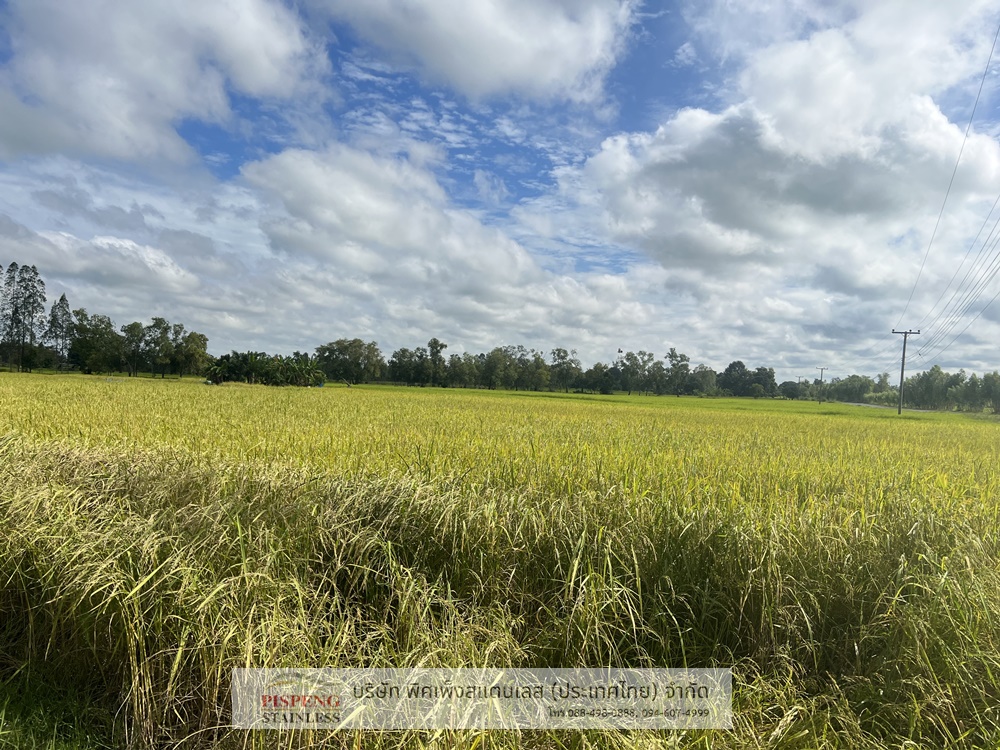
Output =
[
  {"x1": 914, "y1": 197, "x2": 1000, "y2": 350},
  {"x1": 916, "y1": 226, "x2": 1000, "y2": 360},
  {"x1": 896, "y1": 19, "x2": 1000, "y2": 327},
  {"x1": 852, "y1": 337, "x2": 906, "y2": 366},
  {"x1": 916, "y1": 282, "x2": 1000, "y2": 366},
  {"x1": 915, "y1": 190, "x2": 1000, "y2": 331}
]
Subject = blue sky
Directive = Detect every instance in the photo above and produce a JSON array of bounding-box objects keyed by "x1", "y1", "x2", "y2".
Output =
[{"x1": 2, "y1": 0, "x2": 1000, "y2": 381}]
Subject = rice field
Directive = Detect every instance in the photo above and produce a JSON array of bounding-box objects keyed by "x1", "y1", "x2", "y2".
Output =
[{"x1": 2, "y1": 373, "x2": 1000, "y2": 749}]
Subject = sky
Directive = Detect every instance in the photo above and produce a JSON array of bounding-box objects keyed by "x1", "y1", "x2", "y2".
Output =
[{"x1": 3, "y1": 0, "x2": 1000, "y2": 382}]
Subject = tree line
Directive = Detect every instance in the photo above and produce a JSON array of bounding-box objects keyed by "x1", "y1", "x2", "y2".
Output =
[
  {"x1": 1, "y1": 260, "x2": 209, "y2": 377},
  {"x1": 6, "y1": 260, "x2": 1000, "y2": 411},
  {"x1": 318, "y1": 337, "x2": 777, "y2": 397},
  {"x1": 301, "y1": 338, "x2": 1000, "y2": 412},
  {"x1": 793, "y1": 368, "x2": 1000, "y2": 412}
]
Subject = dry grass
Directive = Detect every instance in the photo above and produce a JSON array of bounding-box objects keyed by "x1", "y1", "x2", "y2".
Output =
[{"x1": 1, "y1": 374, "x2": 1000, "y2": 748}]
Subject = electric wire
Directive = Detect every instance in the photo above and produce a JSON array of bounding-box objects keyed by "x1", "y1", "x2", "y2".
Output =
[
  {"x1": 915, "y1": 283, "x2": 1000, "y2": 365},
  {"x1": 917, "y1": 280, "x2": 1000, "y2": 366},
  {"x1": 895, "y1": 19, "x2": 1000, "y2": 328},
  {"x1": 914, "y1": 196, "x2": 1000, "y2": 343},
  {"x1": 915, "y1": 190, "x2": 1000, "y2": 330},
  {"x1": 916, "y1": 221, "x2": 1000, "y2": 358}
]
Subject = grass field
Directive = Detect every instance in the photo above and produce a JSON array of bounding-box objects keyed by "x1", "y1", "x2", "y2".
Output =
[{"x1": 1, "y1": 373, "x2": 999, "y2": 748}]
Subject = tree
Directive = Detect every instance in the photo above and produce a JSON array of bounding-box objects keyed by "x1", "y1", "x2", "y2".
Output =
[
  {"x1": 719, "y1": 361, "x2": 752, "y2": 396},
  {"x1": 205, "y1": 354, "x2": 231, "y2": 384},
  {"x1": 121, "y1": 322, "x2": 147, "y2": 377},
  {"x1": 982, "y1": 372, "x2": 1000, "y2": 413},
  {"x1": 265, "y1": 352, "x2": 323, "y2": 387},
  {"x1": 144, "y1": 317, "x2": 174, "y2": 378},
  {"x1": 242, "y1": 351, "x2": 269, "y2": 385},
  {"x1": 778, "y1": 380, "x2": 802, "y2": 400},
  {"x1": 816, "y1": 376, "x2": 836, "y2": 402},
  {"x1": 361, "y1": 341, "x2": 386, "y2": 383},
  {"x1": 69, "y1": 309, "x2": 123, "y2": 374},
  {"x1": 0, "y1": 262, "x2": 18, "y2": 367},
  {"x1": 389, "y1": 347, "x2": 416, "y2": 384},
  {"x1": 511, "y1": 345, "x2": 533, "y2": 390},
  {"x1": 827, "y1": 374, "x2": 873, "y2": 403},
  {"x1": 961, "y1": 373, "x2": 983, "y2": 412},
  {"x1": 446, "y1": 352, "x2": 481, "y2": 388},
  {"x1": 169, "y1": 323, "x2": 187, "y2": 376},
  {"x1": 13, "y1": 265, "x2": 46, "y2": 371},
  {"x1": 177, "y1": 331, "x2": 210, "y2": 377},
  {"x1": 647, "y1": 360, "x2": 668, "y2": 394},
  {"x1": 463, "y1": 352, "x2": 482, "y2": 387},
  {"x1": 550, "y1": 348, "x2": 582, "y2": 393},
  {"x1": 0, "y1": 263, "x2": 46, "y2": 370},
  {"x1": 427, "y1": 338, "x2": 447, "y2": 386},
  {"x1": 521, "y1": 349, "x2": 550, "y2": 391},
  {"x1": 206, "y1": 350, "x2": 320, "y2": 387},
  {"x1": 482, "y1": 347, "x2": 516, "y2": 390},
  {"x1": 665, "y1": 348, "x2": 690, "y2": 396},
  {"x1": 316, "y1": 339, "x2": 385, "y2": 384},
  {"x1": 687, "y1": 364, "x2": 718, "y2": 395},
  {"x1": 582, "y1": 362, "x2": 616, "y2": 394},
  {"x1": 751, "y1": 366, "x2": 778, "y2": 397},
  {"x1": 45, "y1": 294, "x2": 74, "y2": 364},
  {"x1": 944, "y1": 369, "x2": 967, "y2": 410},
  {"x1": 446, "y1": 353, "x2": 468, "y2": 387},
  {"x1": 412, "y1": 346, "x2": 430, "y2": 385},
  {"x1": 904, "y1": 365, "x2": 949, "y2": 409},
  {"x1": 618, "y1": 351, "x2": 645, "y2": 395}
]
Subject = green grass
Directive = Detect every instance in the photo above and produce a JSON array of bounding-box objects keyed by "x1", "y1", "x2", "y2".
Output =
[
  {"x1": 1, "y1": 374, "x2": 1000, "y2": 748},
  {"x1": 0, "y1": 670, "x2": 114, "y2": 750}
]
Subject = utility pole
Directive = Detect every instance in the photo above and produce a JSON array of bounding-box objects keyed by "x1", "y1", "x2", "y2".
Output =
[
  {"x1": 892, "y1": 330, "x2": 919, "y2": 415},
  {"x1": 816, "y1": 367, "x2": 827, "y2": 403}
]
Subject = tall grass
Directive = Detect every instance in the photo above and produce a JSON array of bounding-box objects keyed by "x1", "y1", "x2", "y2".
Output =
[{"x1": 1, "y1": 375, "x2": 1000, "y2": 747}]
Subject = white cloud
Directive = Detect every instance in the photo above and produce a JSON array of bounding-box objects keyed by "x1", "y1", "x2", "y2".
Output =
[
  {"x1": 737, "y1": 1, "x2": 1000, "y2": 162},
  {"x1": 235, "y1": 144, "x2": 705, "y2": 361},
  {"x1": 673, "y1": 42, "x2": 698, "y2": 67},
  {"x1": 242, "y1": 144, "x2": 540, "y2": 289},
  {"x1": 5, "y1": 0, "x2": 1000, "y2": 379},
  {"x1": 0, "y1": 220, "x2": 200, "y2": 308},
  {"x1": 684, "y1": 0, "x2": 860, "y2": 62},
  {"x1": 509, "y1": 0, "x2": 1000, "y2": 374},
  {"x1": 473, "y1": 170, "x2": 509, "y2": 205},
  {"x1": 0, "y1": 0, "x2": 329, "y2": 161},
  {"x1": 315, "y1": 0, "x2": 638, "y2": 102}
]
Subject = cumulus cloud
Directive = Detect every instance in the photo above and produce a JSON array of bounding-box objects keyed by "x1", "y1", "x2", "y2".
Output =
[
  {"x1": 315, "y1": 0, "x2": 638, "y2": 102},
  {"x1": 684, "y1": 0, "x2": 858, "y2": 62},
  {"x1": 238, "y1": 144, "x2": 695, "y2": 360},
  {"x1": 737, "y1": 1, "x2": 1000, "y2": 162},
  {"x1": 0, "y1": 154, "x2": 679, "y2": 365},
  {"x1": 32, "y1": 185, "x2": 163, "y2": 233},
  {"x1": 4, "y1": 0, "x2": 1000, "y2": 379},
  {"x1": 507, "y1": 0, "x2": 1000, "y2": 374},
  {"x1": 574, "y1": 104, "x2": 967, "y2": 276},
  {"x1": 0, "y1": 0, "x2": 329, "y2": 161},
  {"x1": 0, "y1": 215, "x2": 199, "y2": 302},
  {"x1": 242, "y1": 144, "x2": 538, "y2": 283}
]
